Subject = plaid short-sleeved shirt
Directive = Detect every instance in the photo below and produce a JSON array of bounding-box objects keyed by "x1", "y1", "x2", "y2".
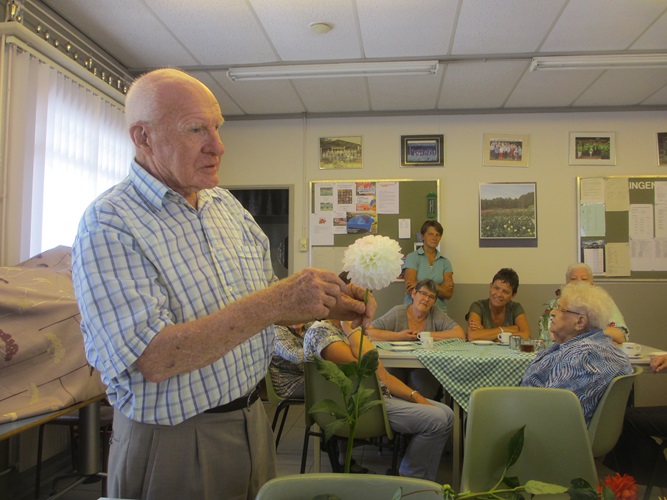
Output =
[{"x1": 72, "y1": 161, "x2": 277, "y2": 425}]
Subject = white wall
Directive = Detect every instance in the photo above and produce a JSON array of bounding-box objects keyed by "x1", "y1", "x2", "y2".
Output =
[{"x1": 219, "y1": 110, "x2": 667, "y2": 285}]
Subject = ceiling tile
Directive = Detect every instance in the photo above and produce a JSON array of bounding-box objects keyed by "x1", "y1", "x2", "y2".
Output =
[
  {"x1": 292, "y1": 78, "x2": 370, "y2": 113},
  {"x1": 368, "y1": 74, "x2": 441, "y2": 111},
  {"x1": 208, "y1": 71, "x2": 306, "y2": 115},
  {"x1": 452, "y1": 0, "x2": 566, "y2": 54},
  {"x1": 248, "y1": 0, "x2": 362, "y2": 61},
  {"x1": 188, "y1": 71, "x2": 244, "y2": 117},
  {"x1": 505, "y1": 70, "x2": 602, "y2": 108},
  {"x1": 642, "y1": 83, "x2": 667, "y2": 106},
  {"x1": 439, "y1": 61, "x2": 528, "y2": 109},
  {"x1": 574, "y1": 69, "x2": 667, "y2": 107},
  {"x1": 541, "y1": 0, "x2": 667, "y2": 52},
  {"x1": 356, "y1": 0, "x2": 457, "y2": 57},
  {"x1": 630, "y1": 10, "x2": 667, "y2": 50},
  {"x1": 144, "y1": 0, "x2": 278, "y2": 66},
  {"x1": 43, "y1": 0, "x2": 198, "y2": 68}
]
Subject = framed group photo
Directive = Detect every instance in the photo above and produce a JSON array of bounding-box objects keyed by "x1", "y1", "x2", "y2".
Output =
[
  {"x1": 482, "y1": 133, "x2": 529, "y2": 167},
  {"x1": 569, "y1": 132, "x2": 616, "y2": 166},
  {"x1": 400, "y1": 135, "x2": 444, "y2": 167},
  {"x1": 320, "y1": 136, "x2": 363, "y2": 169}
]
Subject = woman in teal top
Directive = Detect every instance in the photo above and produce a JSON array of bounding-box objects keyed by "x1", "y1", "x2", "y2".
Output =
[
  {"x1": 403, "y1": 220, "x2": 454, "y2": 313},
  {"x1": 466, "y1": 268, "x2": 531, "y2": 342}
]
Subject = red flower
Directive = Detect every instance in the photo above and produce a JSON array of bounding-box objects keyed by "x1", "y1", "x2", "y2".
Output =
[{"x1": 598, "y1": 473, "x2": 638, "y2": 500}]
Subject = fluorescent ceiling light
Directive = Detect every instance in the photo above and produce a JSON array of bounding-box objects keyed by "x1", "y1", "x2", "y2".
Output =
[
  {"x1": 227, "y1": 61, "x2": 439, "y2": 81},
  {"x1": 530, "y1": 54, "x2": 667, "y2": 72}
]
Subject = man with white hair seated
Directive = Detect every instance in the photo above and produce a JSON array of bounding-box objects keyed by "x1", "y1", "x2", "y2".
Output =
[
  {"x1": 522, "y1": 283, "x2": 632, "y2": 424},
  {"x1": 538, "y1": 263, "x2": 628, "y2": 344}
]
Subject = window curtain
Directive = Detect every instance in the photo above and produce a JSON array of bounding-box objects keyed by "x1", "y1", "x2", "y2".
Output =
[{"x1": 3, "y1": 42, "x2": 132, "y2": 263}]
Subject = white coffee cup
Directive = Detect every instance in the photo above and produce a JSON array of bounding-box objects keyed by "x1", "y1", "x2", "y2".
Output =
[
  {"x1": 497, "y1": 331, "x2": 511, "y2": 344},
  {"x1": 418, "y1": 331, "x2": 433, "y2": 348},
  {"x1": 621, "y1": 342, "x2": 641, "y2": 356}
]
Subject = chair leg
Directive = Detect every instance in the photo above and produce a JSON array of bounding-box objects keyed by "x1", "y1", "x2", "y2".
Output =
[
  {"x1": 274, "y1": 404, "x2": 290, "y2": 449},
  {"x1": 390, "y1": 432, "x2": 401, "y2": 476},
  {"x1": 300, "y1": 427, "x2": 312, "y2": 473}
]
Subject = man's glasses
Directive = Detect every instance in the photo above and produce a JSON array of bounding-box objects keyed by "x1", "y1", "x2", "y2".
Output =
[
  {"x1": 416, "y1": 290, "x2": 437, "y2": 301},
  {"x1": 553, "y1": 303, "x2": 586, "y2": 317}
]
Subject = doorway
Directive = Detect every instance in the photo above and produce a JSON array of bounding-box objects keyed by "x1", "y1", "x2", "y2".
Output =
[{"x1": 228, "y1": 187, "x2": 292, "y2": 279}]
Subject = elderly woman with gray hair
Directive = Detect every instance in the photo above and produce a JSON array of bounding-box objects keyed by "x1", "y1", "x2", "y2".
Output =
[
  {"x1": 521, "y1": 283, "x2": 633, "y2": 423},
  {"x1": 538, "y1": 262, "x2": 628, "y2": 343}
]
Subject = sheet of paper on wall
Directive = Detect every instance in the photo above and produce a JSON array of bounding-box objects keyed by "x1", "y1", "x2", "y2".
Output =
[
  {"x1": 315, "y1": 182, "x2": 335, "y2": 213},
  {"x1": 605, "y1": 243, "x2": 631, "y2": 276},
  {"x1": 653, "y1": 238, "x2": 667, "y2": 271},
  {"x1": 629, "y1": 204, "x2": 654, "y2": 240},
  {"x1": 336, "y1": 182, "x2": 356, "y2": 212},
  {"x1": 376, "y1": 181, "x2": 399, "y2": 214},
  {"x1": 580, "y1": 178, "x2": 605, "y2": 203},
  {"x1": 310, "y1": 213, "x2": 333, "y2": 246},
  {"x1": 630, "y1": 239, "x2": 654, "y2": 271},
  {"x1": 398, "y1": 218, "x2": 411, "y2": 239},
  {"x1": 655, "y1": 181, "x2": 667, "y2": 205},
  {"x1": 655, "y1": 204, "x2": 667, "y2": 238},
  {"x1": 580, "y1": 203, "x2": 605, "y2": 236},
  {"x1": 583, "y1": 246, "x2": 605, "y2": 274},
  {"x1": 332, "y1": 211, "x2": 347, "y2": 235},
  {"x1": 605, "y1": 178, "x2": 630, "y2": 212}
]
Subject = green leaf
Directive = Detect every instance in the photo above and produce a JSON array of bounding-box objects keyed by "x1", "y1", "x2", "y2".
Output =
[
  {"x1": 524, "y1": 480, "x2": 568, "y2": 495},
  {"x1": 359, "y1": 349, "x2": 379, "y2": 375},
  {"x1": 566, "y1": 479, "x2": 599, "y2": 500},
  {"x1": 314, "y1": 358, "x2": 354, "y2": 396},
  {"x1": 502, "y1": 475, "x2": 520, "y2": 489},
  {"x1": 601, "y1": 486, "x2": 616, "y2": 500},
  {"x1": 358, "y1": 399, "x2": 383, "y2": 415},
  {"x1": 506, "y1": 425, "x2": 525, "y2": 467},
  {"x1": 321, "y1": 419, "x2": 347, "y2": 441},
  {"x1": 309, "y1": 400, "x2": 348, "y2": 420},
  {"x1": 391, "y1": 487, "x2": 402, "y2": 500},
  {"x1": 570, "y1": 478, "x2": 594, "y2": 490}
]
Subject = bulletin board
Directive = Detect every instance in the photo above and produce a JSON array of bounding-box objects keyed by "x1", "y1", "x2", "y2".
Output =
[
  {"x1": 577, "y1": 176, "x2": 667, "y2": 280},
  {"x1": 310, "y1": 179, "x2": 440, "y2": 272}
]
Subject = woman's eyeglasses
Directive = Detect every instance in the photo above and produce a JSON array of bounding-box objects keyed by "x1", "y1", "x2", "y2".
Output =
[
  {"x1": 553, "y1": 303, "x2": 586, "y2": 317},
  {"x1": 416, "y1": 290, "x2": 437, "y2": 301}
]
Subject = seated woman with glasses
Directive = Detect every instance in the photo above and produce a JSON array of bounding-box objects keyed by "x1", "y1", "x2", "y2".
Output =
[
  {"x1": 538, "y1": 263, "x2": 629, "y2": 344},
  {"x1": 466, "y1": 268, "x2": 531, "y2": 342},
  {"x1": 367, "y1": 279, "x2": 464, "y2": 399}
]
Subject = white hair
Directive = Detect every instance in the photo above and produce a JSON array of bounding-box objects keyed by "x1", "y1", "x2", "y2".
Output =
[{"x1": 559, "y1": 283, "x2": 613, "y2": 330}]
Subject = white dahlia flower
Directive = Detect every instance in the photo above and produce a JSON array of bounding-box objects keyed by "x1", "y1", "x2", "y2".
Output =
[{"x1": 342, "y1": 235, "x2": 403, "y2": 290}]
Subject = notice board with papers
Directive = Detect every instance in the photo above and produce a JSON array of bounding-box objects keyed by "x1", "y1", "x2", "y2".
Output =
[
  {"x1": 577, "y1": 175, "x2": 667, "y2": 280},
  {"x1": 309, "y1": 179, "x2": 439, "y2": 273}
]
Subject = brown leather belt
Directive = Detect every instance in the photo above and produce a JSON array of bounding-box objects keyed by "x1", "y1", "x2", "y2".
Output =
[{"x1": 204, "y1": 385, "x2": 260, "y2": 414}]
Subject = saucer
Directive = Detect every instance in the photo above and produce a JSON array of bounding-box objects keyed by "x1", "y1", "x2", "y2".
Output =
[
  {"x1": 390, "y1": 341, "x2": 418, "y2": 346},
  {"x1": 391, "y1": 345, "x2": 416, "y2": 352},
  {"x1": 627, "y1": 353, "x2": 642, "y2": 358},
  {"x1": 498, "y1": 341, "x2": 510, "y2": 346},
  {"x1": 471, "y1": 340, "x2": 494, "y2": 346}
]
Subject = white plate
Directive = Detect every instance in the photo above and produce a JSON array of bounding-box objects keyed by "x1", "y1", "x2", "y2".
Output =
[
  {"x1": 649, "y1": 351, "x2": 667, "y2": 357},
  {"x1": 391, "y1": 345, "x2": 416, "y2": 351},
  {"x1": 390, "y1": 341, "x2": 418, "y2": 346},
  {"x1": 471, "y1": 340, "x2": 494, "y2": 346},
  {"x1": 627, "y1": 353, "x2": 642, "y2": 358}
]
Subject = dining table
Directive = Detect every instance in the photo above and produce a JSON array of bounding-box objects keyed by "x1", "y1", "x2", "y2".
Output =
[{"x1": 375, "y1": 338, "x2": 666, "y2": 489}]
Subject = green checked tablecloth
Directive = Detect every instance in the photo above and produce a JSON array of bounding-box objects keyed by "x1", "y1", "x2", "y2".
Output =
[{"x1": 377, "y1": 339, "x2": 536, "y2": 412}]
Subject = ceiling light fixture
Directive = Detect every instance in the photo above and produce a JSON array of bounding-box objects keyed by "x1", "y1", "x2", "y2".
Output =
[
  {"x1": 227, "y1": 60, "x2": 439, "y2": 81},
  {"x1": 309, "y1": 22, "x2": 333, "y2": 34},
  {"x1": 530, "y1": 54, "x2": 667, "y2": 72}
]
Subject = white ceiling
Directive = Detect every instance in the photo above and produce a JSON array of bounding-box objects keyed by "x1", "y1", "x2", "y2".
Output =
[{"x1": 37, "y1": 0, "x2": 667, "y2": 120}]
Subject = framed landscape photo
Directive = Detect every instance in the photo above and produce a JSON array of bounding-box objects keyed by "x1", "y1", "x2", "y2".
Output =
[
  {"x1": 320, "y1": 136, "x2": 363, "y2": 169},
  {"x1": 658, "y1": 132, "x2": 667, "y2": 166},
  {"x1": 479, "y1": 182, "x2": 537, "y2": 248},
  {"x1": 482, "y1": 133, "x2": 529, "y2": 167},
  {"x1": 569, "y1": 132, "x2": 616, "y2": 166},
  {"x1": 400, "y1": 135, "x2": 444, "y2": 167}
]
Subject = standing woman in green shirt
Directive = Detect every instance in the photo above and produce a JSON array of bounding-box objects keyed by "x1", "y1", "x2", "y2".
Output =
[{"x1": 403, "y1": 220, "x2": 454, "y2": 313}]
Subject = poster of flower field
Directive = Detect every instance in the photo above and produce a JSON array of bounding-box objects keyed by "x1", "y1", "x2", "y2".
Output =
[{"x1": 479, "y1": 182, "x2": 537, "y2": 247}]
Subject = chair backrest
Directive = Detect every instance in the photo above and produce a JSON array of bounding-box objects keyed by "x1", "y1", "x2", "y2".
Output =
[
  {"x1": 461, "y1": 387, "x2": 598, "y2": 492},
  {"x1": 304, "y1": 361, "x2": 392, "y2": 440},
  {"x1": 587, "y1": 365, "x2": 642, "y2": 458},
  {"x1": 256, "y1": 473, "x2": 442, "y2": 500},
  {"x1": 264, "y1": 370, "x2": 285, "y2": 406}
]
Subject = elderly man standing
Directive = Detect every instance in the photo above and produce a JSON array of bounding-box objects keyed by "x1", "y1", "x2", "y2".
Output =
[
  {"x1": 72, "y1": 68, "x2": 374, "y2": 500},
  {"x1": 521, "y1": 284, "x2": 632, "y2": 423}
]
